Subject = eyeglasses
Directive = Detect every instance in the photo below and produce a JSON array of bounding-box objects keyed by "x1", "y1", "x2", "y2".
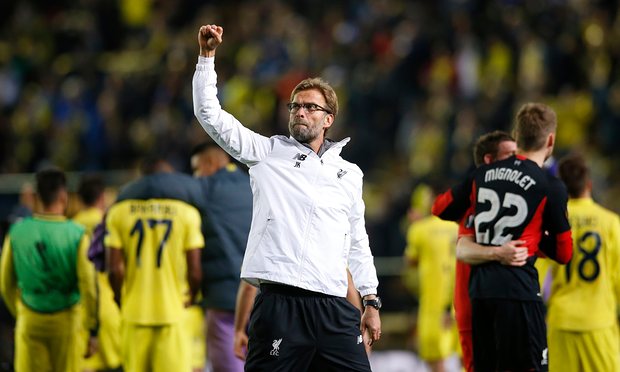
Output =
[{"x1": 286, "y1": 102, "x2": 332, "y2": 114}]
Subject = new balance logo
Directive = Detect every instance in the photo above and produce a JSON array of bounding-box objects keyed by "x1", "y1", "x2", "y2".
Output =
[
  {"x1": 270, "y1": 338, "x2": 282, "y2": 356},
  {"x1": 337, "y1": 169, "x2": 347, "y2": 179},
  {"x1": 357, "y1": 335, "x2": 363, "y2": 344},
  {"x1": 292, "y1": 153, "x2": 307, "y2": 168}
]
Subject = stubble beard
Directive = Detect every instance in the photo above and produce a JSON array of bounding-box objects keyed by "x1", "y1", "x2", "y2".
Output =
[{"x1": 289, "y1": 120, "x2": 320, "y2": 144}]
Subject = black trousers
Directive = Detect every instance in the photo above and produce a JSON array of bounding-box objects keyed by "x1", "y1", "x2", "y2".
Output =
[
  {"x1": 245, "y1": 284, "x2": 371, "y2": 372},
  {"x1": 471, "y1": 298, "x2": 548, "y2": 372}
]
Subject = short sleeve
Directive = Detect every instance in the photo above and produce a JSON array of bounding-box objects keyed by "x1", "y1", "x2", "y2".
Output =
[
  {"x1": 105, "y1": 205, "x2": 123, "y2": 249},
  {"x1": 184, "y1": 205, "x2": 204, "y2": 250}
]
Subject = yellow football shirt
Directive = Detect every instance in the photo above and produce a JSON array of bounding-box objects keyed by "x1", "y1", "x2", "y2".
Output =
[
  {"x1": 73, "y1": 207, "x2": 104, "y2": 236},
  {"x1": 405, "y1": 215, "x2": 458, "y2": 360},
  {"x1": 405, "y1": 215, "x2": 458, "y2": 313},
  {"x1": 105, "y1": 199, "x2": 204, "y2": 325},
  {"x1": 74, "y1": 207, "x2": 122, "y2": 369},
  {"x1": 547, "y1": 198, "x2": 620, "y2": 330}
]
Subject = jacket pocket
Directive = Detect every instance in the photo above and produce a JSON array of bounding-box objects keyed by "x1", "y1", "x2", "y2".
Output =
[
  {"x1": 342, "y1": 233, "x2": 350, "y2": 260},
  {"x1": 257, "y1": 217, "x2": 273, "y2": 246},
  {"x1": 245, "y1": 217, "x2": 274, "y2": 263}
]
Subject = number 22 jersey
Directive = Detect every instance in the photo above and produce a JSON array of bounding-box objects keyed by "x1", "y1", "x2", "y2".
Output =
[{"x1": 460, "y1": 155, "x2": 573, "y2": 301}]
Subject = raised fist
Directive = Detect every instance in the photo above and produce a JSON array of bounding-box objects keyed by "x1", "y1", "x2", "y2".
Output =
[{"x1": 198, "y1": 25, "x2": 223, "y2": 56}]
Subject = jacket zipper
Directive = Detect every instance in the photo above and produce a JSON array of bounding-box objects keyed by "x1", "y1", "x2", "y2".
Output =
[{"x1": 296, "y1": 153, "x2": 323, "y2": 285}]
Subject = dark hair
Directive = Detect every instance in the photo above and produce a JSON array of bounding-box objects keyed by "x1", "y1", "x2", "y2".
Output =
[
  {"x1": 78, "y1": 174, "x2": 105, "y2": 206},
  {"x1": 473, "y1": 130, "x2": 515, "y2": 167},
  {"x1": 36, "y1": 168, "x2": 67, "y2": 207},
  {"x1": 513, "y1": 103, "x2": 557, "y2": 151},
  {"x1": 139, "y1": 155, "x2": 172, "y2": 175},
  {"x1": 191, "y1": 142, "x2": 211, "y2": 158},
  {"x1": 558, "y1": 153, "x2": 589, "y2": 198}
]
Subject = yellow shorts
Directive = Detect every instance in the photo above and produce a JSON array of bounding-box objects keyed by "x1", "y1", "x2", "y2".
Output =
[
  {"x1": 548, "y1": 325, "x2": 620, "y2": 372},
  {"x1": 417, "y1": 308, "x2": 458, "y2": 361},
  {"x1": 83, "y1": 272, "x2": 122, "y2": 370},
  {"x1": 14, "y1": 302, "x2": 84, "y2": 372},
  {"x1": 121, "y1": 321, "x2": 190, "y2": 372},
  {"x1": 184, "y1": 305, "x2": 206, "y2": 369}
]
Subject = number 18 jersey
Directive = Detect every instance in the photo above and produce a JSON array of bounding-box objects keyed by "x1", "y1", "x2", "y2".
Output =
[
  {"x1": 105, "y1": 199, "x2": 204, "y2": 325},
  {"x1": 462, "y1": 155, "x2": 573, "y2": 301},
  {"x1": 547, "y1": 198, "x2": 620, "y2": 330}
]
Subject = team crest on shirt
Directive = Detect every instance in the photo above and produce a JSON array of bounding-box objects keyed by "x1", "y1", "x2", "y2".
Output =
[{"x1": 270, "y1": 338, "x2": 282, "y2": 356}]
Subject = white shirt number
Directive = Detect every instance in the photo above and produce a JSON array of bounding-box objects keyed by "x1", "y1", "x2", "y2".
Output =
[{"x1": 475, "y1": 187, "x2": 528, "y2": 245}]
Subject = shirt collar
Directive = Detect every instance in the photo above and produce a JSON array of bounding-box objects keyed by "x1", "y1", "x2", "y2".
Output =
[
  {"x1": 33, "y1": 213, "x2": 67, "y2": 221},
  {"x1": 568, "y1": 197, "x2": 594, "y2": 205}
]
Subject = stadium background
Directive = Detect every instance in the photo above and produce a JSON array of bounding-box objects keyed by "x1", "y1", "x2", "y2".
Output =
[{"x1": 1, "y1": 0, "x2": 620, "y2": 368}]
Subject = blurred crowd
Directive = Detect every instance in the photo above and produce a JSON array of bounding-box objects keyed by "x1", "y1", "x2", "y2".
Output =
[{"x1": 2, "y1": 0, "x2": 620, "y2": 256}]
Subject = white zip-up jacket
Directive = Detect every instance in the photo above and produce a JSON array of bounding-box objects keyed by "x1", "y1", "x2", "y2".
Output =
[{"x1": 192, "y1": 57, "x2": 378, "y2": 297}]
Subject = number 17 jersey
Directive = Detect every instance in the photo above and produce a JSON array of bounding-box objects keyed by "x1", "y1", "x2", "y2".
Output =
[
  {"x1": 461, "y1": 155, "x2": 573, "y2": 301},
  {"x1": 105, "y1": 199, "x2": 204, "y2": 325}
]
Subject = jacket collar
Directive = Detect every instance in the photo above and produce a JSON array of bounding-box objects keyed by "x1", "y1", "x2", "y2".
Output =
[{"x1": 287, "y1": 136, "x2": 351, "y2": 157}]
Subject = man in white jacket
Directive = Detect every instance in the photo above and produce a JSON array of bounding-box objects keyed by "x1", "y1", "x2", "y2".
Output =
[{"x1": 193, "y1": 24, "x2": 381, "y2": 371}]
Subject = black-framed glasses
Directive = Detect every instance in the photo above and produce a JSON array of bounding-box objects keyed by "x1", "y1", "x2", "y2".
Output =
[{"x1": 286, "y1": 102, "x2": 332, "y2": 114}]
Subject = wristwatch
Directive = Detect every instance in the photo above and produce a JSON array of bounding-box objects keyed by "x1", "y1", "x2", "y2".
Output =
[{"x1": 363, "y1": 296, "x2": 382, "y2": 310}]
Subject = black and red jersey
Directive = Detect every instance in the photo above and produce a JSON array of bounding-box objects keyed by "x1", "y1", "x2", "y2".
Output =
[
  {"x1": 432, "y1": 171, "x2": 476, "y2": 335},
  {"x1": 436, "y1": 155, "x2": 573, "y2": 301},
  {"x1": 432, "y1": 173, "x2": 475, "y2": 223}
]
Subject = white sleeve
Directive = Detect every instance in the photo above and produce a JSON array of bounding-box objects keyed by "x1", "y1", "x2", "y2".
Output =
[
  {"x1": 346, "y1": 173, "x2": 379, "y2": 297},
  {"x1": 192, "y1": 56, "x2": 272, "y2": 166}
]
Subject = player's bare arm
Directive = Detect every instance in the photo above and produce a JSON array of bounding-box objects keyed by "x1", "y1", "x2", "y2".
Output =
[
  {"x1": 198, "y1": 24, "x2": 223, "y2": 57},
  {"x1": 107, "y1": 248, "x2": 125, "y2": 307},
  {"x1": 233, "y1": 281, "x2": 258, "y2": 360},
  {"x1": 456, "y1": 236, "x2": 528, "y2": 266},
  {"x1": 346, "y1": 269, "x2": 363, "y2": 312},
  {"x1": 347, "y1": 269, "x2": 372, "y2": 355},
  {"x1": 185, "y1": 248, "x2": 202, "y2": 307}
]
